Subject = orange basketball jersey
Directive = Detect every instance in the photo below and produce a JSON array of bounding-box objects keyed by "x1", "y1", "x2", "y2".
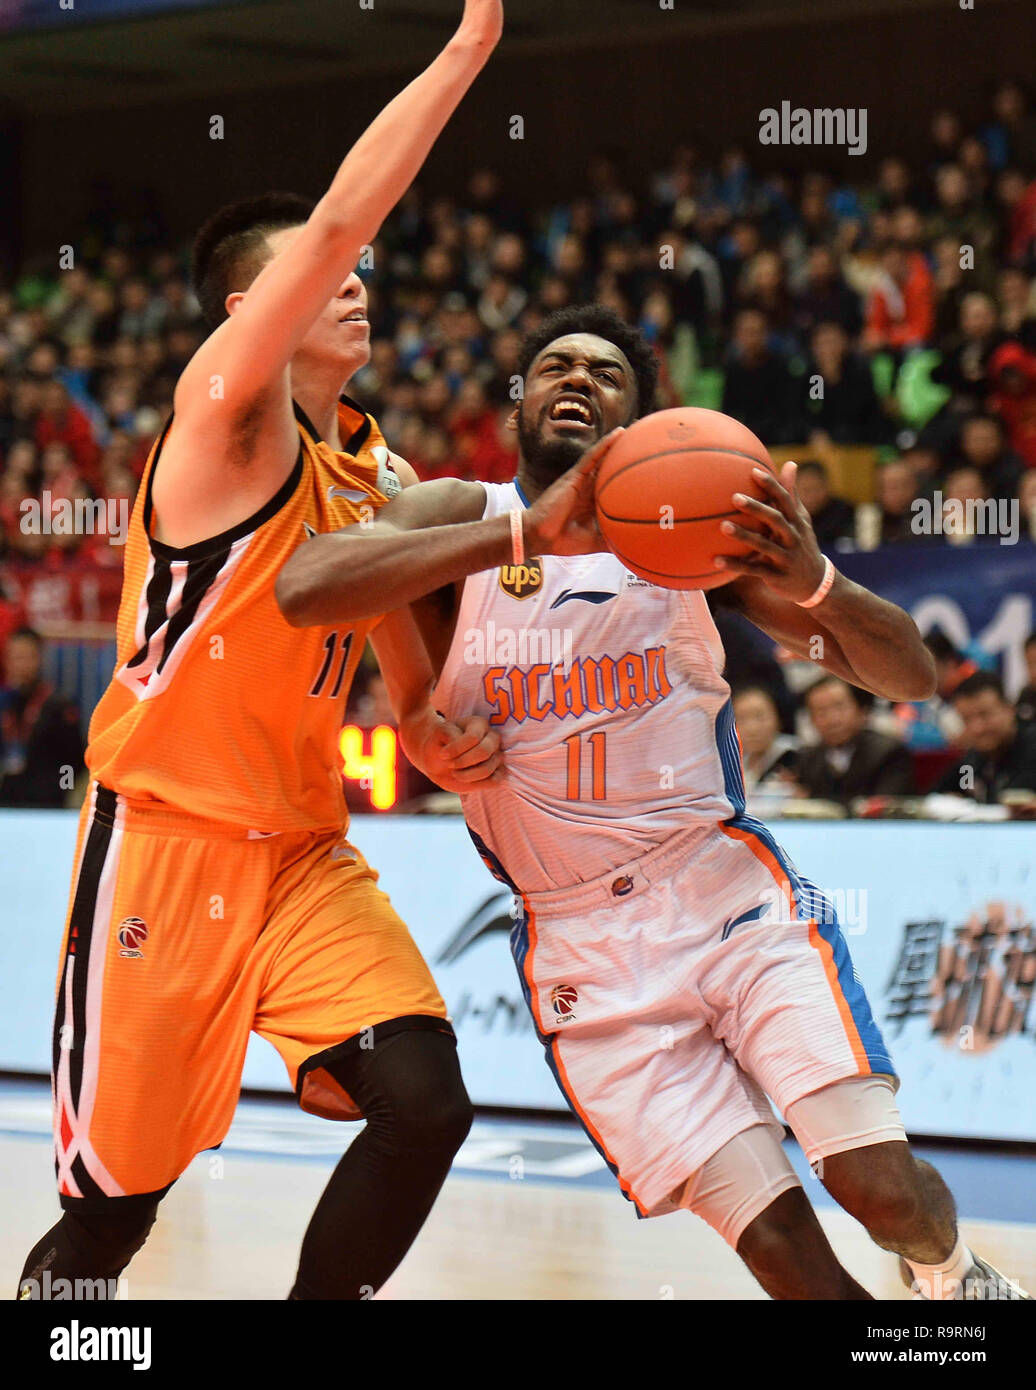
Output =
[{"x1": 86, "y1": 397, "x2": 397, "y2": 832}]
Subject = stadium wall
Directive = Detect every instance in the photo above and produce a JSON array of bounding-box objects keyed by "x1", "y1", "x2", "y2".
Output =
[{"x1": 11, "y1": 0, "x2": 1034, "y2": 259}]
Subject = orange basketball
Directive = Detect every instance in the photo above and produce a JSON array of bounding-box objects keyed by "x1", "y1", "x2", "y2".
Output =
[{"x1": 594, "y1": 407, "x2": 776, "y2": 591}]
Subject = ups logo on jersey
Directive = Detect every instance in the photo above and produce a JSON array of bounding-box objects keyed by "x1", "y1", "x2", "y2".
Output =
[{"x1": 499, "y1": 560, "x2": 543, "y2": 600}]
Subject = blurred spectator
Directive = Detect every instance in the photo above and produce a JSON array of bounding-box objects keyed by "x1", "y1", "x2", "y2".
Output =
[
  {"x1": 982, "y1": 81, "x2": 1036, "y2": 174},
  {"x1": 721, "y1": 308, "x2": 798, "y2": 444},
  {"x1": 795, "y1": 461, "x2": 855, "y2": 549},
  {"x1": 447, "y1": 380, "x2": 517, "y2": 483},
  {"x1": 927, "y1": 165, "x2": 997, "y2": 283},
  {"x1": 799, "y1": 321, "x2": 888, "y2": 443},
  {"x1": 890, "y1": 629, "x2": 970, "y2": 752},
  {"x1": 937, "y1": 465, "x2": 1000, "y2": 545},
  {"x1": 0, "y1": 628, "x2": 84, "y2": 807},
  {"x1": 951, "y1": 413, "x2": 1024, "y2": 501},
  {"x1": 1016, "y1": 634, "x2": 1036, "y2": 726},
  {"x1": 934, "y1": 672, "x2": 1036, "y2": 804},
  {"x1": 930, "y1": 236, "x2": 971, "y2": 342},
  {"x1": 996, "y1": 266, "x2": 1036, "y2": 339},
  {"x1": 794, "y1": 245, "x2": 862, "y2": 338},
  {"x1": 732, "y1": 685, "x2": 798, "y2": 794},
  {"x1": 996, "y1": 168, "x2": 1036, "y2": 269},
  {"x1": 863, "y1": 243, "x2": 934, "y2": 353},
  {"x1": 926, "y1": 630, "x2": 982, "y2": 701},
  {"x1": 931, "y1": 292, "x2": 1006, "y2": 408},
  {"x1": 792, "y1": 676, "x2": 915, "y2": 804},
  {"x1": 857, "y1": 457, "x2": 925, "y2": 547},
  {"x1": 737, "y1": 249, "x2": 796, "y2": 346},
  {"x1": 927, "y1": 109, "x2": 963, "y2": 176},
  {"x1": 987, "y1": 337, "x2": 1036, "y2": 464}
]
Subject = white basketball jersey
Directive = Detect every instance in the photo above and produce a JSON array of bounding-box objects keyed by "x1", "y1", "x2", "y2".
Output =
[{"x1": 434, "y1": 481, "x2": 743, "y2": 892}]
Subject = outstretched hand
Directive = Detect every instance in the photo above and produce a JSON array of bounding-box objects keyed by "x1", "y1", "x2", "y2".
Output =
[
  {"x1": 523, "y1": 428, "x2": 625, "y2": 557},
  {"x1": 714, "y1": 461, "x2": 827, "y2": 602},
  {"x1": 457, "y1": 0, "x2": 504, "y2": 45}
]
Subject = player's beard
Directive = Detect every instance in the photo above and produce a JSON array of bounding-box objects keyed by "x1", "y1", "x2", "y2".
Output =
[{"x1": 517, "y1": 405, "x2": 591, "y2": 482}]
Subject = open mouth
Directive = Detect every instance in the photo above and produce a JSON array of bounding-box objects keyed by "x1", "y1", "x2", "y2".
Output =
[
  {"x1": 340, "y1": 310, "x2": 368, "y2": 325},
  {"x1": 548, "y1": 394, "x2": 595, "y2": 428}
]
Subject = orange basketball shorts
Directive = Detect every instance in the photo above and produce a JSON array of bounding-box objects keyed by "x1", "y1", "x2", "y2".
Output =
[{"x1": 52, "y1": 783, "x2": 449, "y2": 1210}]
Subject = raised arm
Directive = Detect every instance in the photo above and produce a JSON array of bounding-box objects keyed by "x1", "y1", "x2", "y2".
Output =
[
  {"x1": 156, "y1": 0, "x2": 503, "y2": 541},
  {"x1": 178, "y1": 0, "x2": 502, "y2": 414},
  {"x1": 715, "y1": 462, "x2": 936, "y2": 702}
]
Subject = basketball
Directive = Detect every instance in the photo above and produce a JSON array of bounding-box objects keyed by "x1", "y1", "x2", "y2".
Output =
[{"x1": 594, "y1": 407, "x2": 777, "y2": 591}]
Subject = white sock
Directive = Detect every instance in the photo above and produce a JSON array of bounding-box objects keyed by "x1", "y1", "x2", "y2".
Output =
[{"x1": 905, "y1": 1236, "x2": 973, "y2": 1299}]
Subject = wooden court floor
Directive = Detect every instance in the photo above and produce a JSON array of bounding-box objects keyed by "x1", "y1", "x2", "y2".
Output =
[{"x1": 4, "y1": 1130, "x2": 1033, "y2": 1300}]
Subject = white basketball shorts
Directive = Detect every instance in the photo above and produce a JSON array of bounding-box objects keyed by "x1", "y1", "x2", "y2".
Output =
[{"x1": 504, "y1": 814, "x2": 897, "y2": 1217}]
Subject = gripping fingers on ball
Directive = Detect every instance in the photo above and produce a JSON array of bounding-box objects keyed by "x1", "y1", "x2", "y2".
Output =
[
  {"x1": 720, "y1": 519, "x2": 788, "y2": 560},
  {"x1": 714, "y1": 554, "x2": 784, "y2": 578},
  {"x1": 731, "y1": 493, "x2": 796, "y2": 544},
  {"x1": 752, "y1": 466, "x2": 803, "y2": 520}
]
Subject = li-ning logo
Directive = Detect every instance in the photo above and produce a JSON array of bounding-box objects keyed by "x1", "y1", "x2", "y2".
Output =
[
  {"x1": 117, "y1": 917, "x2": 148, "y2": 959},
  {"x1": 550, "y1": 984, "x2": 578, "y2": 1022},
  {"x1": 499, "y1": 561, "x2": 542, "y2": 600}
]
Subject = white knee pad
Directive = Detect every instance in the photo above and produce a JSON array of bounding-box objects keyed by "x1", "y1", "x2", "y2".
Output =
[
  {"x1": 673, "y1": 1124, "x2": 801, "y2": 1250},
  {"x1": 784, "y1": 1073, "x2": 907, "y2": 1170}
]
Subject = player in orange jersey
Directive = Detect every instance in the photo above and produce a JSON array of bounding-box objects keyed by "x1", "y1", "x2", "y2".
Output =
[{"x1": 18, "y1": 0, "x2": 504, "y2": 1302}]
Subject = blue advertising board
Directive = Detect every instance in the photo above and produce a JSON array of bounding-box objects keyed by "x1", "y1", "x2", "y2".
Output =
[{"x1": 838, "y1": 544, "x2": 1036, "y2": 698}]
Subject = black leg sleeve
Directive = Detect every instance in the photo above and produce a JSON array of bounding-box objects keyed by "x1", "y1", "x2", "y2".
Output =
[
  {"x1": 18, "y1": 1207, "x2": 159, "y2": 1300},
  {"x1": 290, "y1": 1026, "x2": 473, "y2": 1300}
]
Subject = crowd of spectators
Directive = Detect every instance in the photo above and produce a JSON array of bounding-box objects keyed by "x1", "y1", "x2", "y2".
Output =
[
  {"x1": 2, "y1": 81, "x2": 1036, "y2": 811},
  {"x1": 733, "y1": 638, "x2": 1036, "y2": 818}
]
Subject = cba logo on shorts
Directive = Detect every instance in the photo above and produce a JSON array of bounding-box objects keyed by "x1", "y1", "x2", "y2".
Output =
[
  {"x1": 117, "y1": 916, "x2": 149, "y2": 959},
  {"x1": 499, "y1": 561, "x2": 542, "y2": 600},
  {"x1": 550, "y1": 984, "x2": 578, "y2": 1023}
]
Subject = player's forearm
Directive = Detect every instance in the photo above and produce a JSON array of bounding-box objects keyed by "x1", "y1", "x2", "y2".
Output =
[
  {"x1": 814, "y1": 574, "x2": 936, "y2": 701},
  {"x1": 277, "y1": 516, "x2": 512, "y2": 626},
  {"x1": 313, "y1": 16, "x2": 500, "y2": 258}
]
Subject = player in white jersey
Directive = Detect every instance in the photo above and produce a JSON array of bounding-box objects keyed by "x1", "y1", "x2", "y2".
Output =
[{"x1": 278, "y1": 305, "x2": 1028, "y2": 1301}]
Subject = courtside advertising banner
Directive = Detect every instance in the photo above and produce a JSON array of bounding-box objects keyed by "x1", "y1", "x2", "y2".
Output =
[{"x1": 2, "y1": 812, "x2": 1034, "y2": 1139}]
